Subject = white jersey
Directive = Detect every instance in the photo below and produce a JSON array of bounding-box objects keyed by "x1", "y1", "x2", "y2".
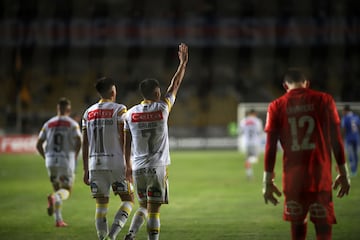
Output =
[
  {"x1": 82, "y1": 100, "x2": 127, "y2": 171},
  {"x1": 124, "y1": 94, "x2": 175, "y2": 170},
  {"x1": 38, "y1": 115, "x2": 81, "y2": 172},
  {"x1": 239, "y1": 115, "x2": 263, "y2": 147}
]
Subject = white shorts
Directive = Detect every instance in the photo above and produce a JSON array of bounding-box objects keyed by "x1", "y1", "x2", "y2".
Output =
[
  {"x1": 47, "y1": 166, "x2": 75, "y2": 188},
  {"x1": 89, "y1": 169, "x2": 132, "y2": 198},
  {"x1": 246, "y1": 145, "x2": 259, "y2": 157},
  {"x1": 133, "y1": 166, "x2": 169, "y2": 204}
]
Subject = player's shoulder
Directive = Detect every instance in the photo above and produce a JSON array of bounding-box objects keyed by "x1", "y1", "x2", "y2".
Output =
[
  {"x1": 113, "y1": 102, "x2": 127, "y2": 112},
  {"x1": 127, "y1": 103, "x2": 142, "y2": 112},
  {"x1": 45, "y1": 115, "x2": 59, "y2": 125},
  {"x1": 64, "y1": 115, "x2": 80, "y2": 126},
  {"x1": 307, "y1": 88, "x2": 333, "y2": 99}
]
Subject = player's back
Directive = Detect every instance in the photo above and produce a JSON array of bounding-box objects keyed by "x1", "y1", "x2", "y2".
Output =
[
  {"x1": 267, "y1": 88, "x2": 339, "y2": 191},
  {"x1": 240, "y1": 116, "x2": 262, "y2": 145},
  {"x1": 125, "y1": 100, "x2": 172, "y2": 170},
  {"x1": 83, "y1": 101, "x2": 126, "y2": 170},
  {"x1": 41, "y1": 115, "x2": 80, "y2": 169}
]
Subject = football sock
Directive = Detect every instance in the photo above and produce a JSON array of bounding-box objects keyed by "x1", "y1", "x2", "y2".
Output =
[
  {"x1": 127, "y1": 207, "x2": 148, "y2": 236},
  {"x1": 147, "y1": 212, "x2": 160, "y2": 240},
  {"x1": 53, "y1": 189, "x2": 69, "y2": 222},
  {"x1": 315, "y1": 223, "x2": 332, "y2": 240},
  {"x1": 108, "y1": 201, "x2": 133, "y2": 239},
  {"x1": 95, "y1": 203, "x2": 109, "y2": 239},
  {"x1": 245, "y1": 161, "x2": 253, "y2": 178},
  {"x1": 291, "y1": 222, "x2": 307, "y2": 240}
]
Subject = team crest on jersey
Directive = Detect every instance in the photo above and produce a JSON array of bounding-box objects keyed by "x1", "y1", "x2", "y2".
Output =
[
  {"x1": 131, "y1": 111, "x2": 163, "y2": 122},
  {"x1": 88, "y1": 109, "x2": 114, "y2": 120}
]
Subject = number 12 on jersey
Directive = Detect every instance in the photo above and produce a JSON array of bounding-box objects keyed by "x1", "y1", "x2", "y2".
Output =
[{"x1": 288, "y1": 115, "x2": 316, "y2": 151}]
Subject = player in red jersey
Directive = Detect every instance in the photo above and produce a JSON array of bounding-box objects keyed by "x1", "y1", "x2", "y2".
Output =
[{"x1": 262, "y1": 68, "x2": 350, "y2": 240}]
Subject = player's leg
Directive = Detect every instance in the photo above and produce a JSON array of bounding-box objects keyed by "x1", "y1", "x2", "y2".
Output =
[
  {"x1": 95, "y1": 197, "x2": 110, "y2": 240},
  {"x1": 147, "y1": 203, "x2": 162, "y2": 240},
  {"x1": 346, "y1": 141, "x2": 356, "y2": 176},
  {"x1": 124, "y1": 201, "x2": 148, "y2": 240},
  {"x1": 290, "y1": 221, "x2": 307, "y2": 240},
  {"x1": 52, "y1": 169, "x2": 74, "y2": 227},
  {"x1": 124, "y1": 169, "x2": 148, "y2": 240},
  {"x1": 52, "y1": 183, "x2": 72, "y2": 226},
  {"x1": 283, "y1": 193, "x2": 309, "y2": 240},
  {"x1": 309, "y1": 192, "x2": 336, "y2": 240},
  {"x1": 245, "y1": 145, "x2": 257, "y2": 179},
  {"x1": 107, "y1": 180, "x2": 134, "y2": 240},
  {"x1": 314, "y1": 223, "x2": 332, "y2": 240},
  {"x1": 47, "y1": 167, "x2": 70, "y2": 226},
  {"x1": 146, "y1": 166, "x2": 169, "y2": 240},
  {"x1": 90, "y1": 170, "x2": 111, "y2": 240},
  {"x1": 351, "y1": 141, "x2": 358, "y2": 176}
]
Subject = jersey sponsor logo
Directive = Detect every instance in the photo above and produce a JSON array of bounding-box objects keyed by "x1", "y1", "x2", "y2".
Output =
[
  {"x1": 48, "y1": 120, "x2": 71, "y2": 128},
  {"x1": 244, "y1": 119, "x2": 256, "y2": 125},
  {"x1": 131, "y1": 111, "x2": 163, "y2": 122},
  {"x1": 88, "y1": 109, "x2": 114, "y2": 120},
  {"x1": 134, "y1": 168, "x2": 157, "y2": 175}
]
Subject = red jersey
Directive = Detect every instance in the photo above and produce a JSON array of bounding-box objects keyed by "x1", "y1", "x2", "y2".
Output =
[{"x1": 264, "y1": 88, "x2": 345, "y2": 193}]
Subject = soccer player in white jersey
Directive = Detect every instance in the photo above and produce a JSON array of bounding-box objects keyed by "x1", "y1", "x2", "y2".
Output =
[
  {"x1": 82, "y1": 77, "x2": 134, "y2": 240},
  {"x1": 36, "y1": 97, "x2": 82, "y2": 227},
  {"x1": 123, "y1": 43, "x2": 188, "y2": 240},
  {"x1": 239, "y1": 109, "x2": 263, "y2": 179}
]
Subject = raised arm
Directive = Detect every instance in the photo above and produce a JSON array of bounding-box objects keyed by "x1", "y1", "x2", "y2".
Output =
[{"x1": 166, "y1": 43, "x2": 188, "y2": 97}]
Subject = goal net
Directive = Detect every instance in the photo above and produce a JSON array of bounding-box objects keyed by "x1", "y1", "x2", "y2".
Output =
[{"x1": 237, "y1": 101, "x2": 360, "y2": 152}]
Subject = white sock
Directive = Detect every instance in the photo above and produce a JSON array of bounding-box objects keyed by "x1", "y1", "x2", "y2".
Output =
[
  {"x1": 127, "y1": 207, "x2": 148, "y2": 236},
  {"x1": 95, "y1": 203, "x2": 108, "y2": 239},
  {"x1": 53, "y1": 189, "x2": 69, "y2": 222},
  {"x1": 108, "y1": 201, "x2": 133, "y2": 239},
  {"x1": 147, "y1": 212, "x2": 160, "y2": 240}
]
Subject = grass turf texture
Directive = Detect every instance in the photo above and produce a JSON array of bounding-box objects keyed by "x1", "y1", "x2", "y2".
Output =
[{"x1": 0, "y1": 150, "x2": 359, "y2": 239}]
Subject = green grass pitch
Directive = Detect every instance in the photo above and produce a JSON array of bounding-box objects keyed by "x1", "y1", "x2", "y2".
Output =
[{"x1": 0, "y1": 150, "x2": 359, "y2": 239}]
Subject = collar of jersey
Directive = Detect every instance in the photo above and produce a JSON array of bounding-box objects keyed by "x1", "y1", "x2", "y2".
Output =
[
  {"x1": 99, "y1": 99, "x2": 112, "y2": 103},
  {"x1": 141, "y1": 100, "x2": 154, "y2": 104}
]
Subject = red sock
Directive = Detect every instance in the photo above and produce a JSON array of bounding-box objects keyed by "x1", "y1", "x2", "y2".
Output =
[
  {"x1": 315, "y1": 223, "x2": 332, "y2": 240},
  {"x1": 291, "y1": 222, "x2": 307, "y2": 240}
]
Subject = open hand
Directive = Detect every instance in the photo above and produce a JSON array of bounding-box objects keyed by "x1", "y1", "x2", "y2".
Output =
[
  {"x1": 263, "y1": 182, "x2": 282, "y2": 205},
  {"x1": 333, "y1": 174, "x2": 350, "y2": 198}
]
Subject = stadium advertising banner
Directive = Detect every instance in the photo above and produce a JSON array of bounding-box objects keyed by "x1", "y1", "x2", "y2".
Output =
[
  {"x1": 0, "y1": 135, "x2": 38, "y2": 154},
  {"x1": 0, "y1": 17, "x2": 358, "y2": 47}
]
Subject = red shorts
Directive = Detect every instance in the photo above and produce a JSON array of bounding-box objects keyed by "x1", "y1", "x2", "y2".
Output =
[{"x1": 283, "y1": 191, "x2": 336, "y2": 224}]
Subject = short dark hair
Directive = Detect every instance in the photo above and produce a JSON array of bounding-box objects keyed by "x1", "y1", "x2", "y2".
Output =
[
  {"x1": 283, "y1": 68, "x2": 307, "y2": 83},
  {"x1": 344, "y1": 104, "x2": 351, "y2": 111},
  {"x1": 139, "y1": 78, "x2": 160, "y2": 99},
  {"x1": 248, "y1": 109, "x2": 256, "y2": 115},
  {"x1": 58, "y1": 97, "x2": 70, "y2": 108},
  {"x1": 58, "y1": 97, "x2": 71, "y2": 113},
  {"x1": 95, "y1": 77, "x2": 115, "y2": 98}
]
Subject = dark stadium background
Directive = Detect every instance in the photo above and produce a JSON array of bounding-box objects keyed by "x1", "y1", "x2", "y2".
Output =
[{"x1": 1, "y1": 0, "x2": 359, "y2": 137}]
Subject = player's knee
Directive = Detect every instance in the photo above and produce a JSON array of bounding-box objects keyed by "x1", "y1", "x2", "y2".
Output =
[
  {"x1": 119, "y1": 192, "x2": 134, "y2": 202},
  {"x1": 96, "y1": 197, "x2": 109, "y2": 204},
  {"x1": 148, "y1": 202, "x2": 161, "y2": 213}
]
